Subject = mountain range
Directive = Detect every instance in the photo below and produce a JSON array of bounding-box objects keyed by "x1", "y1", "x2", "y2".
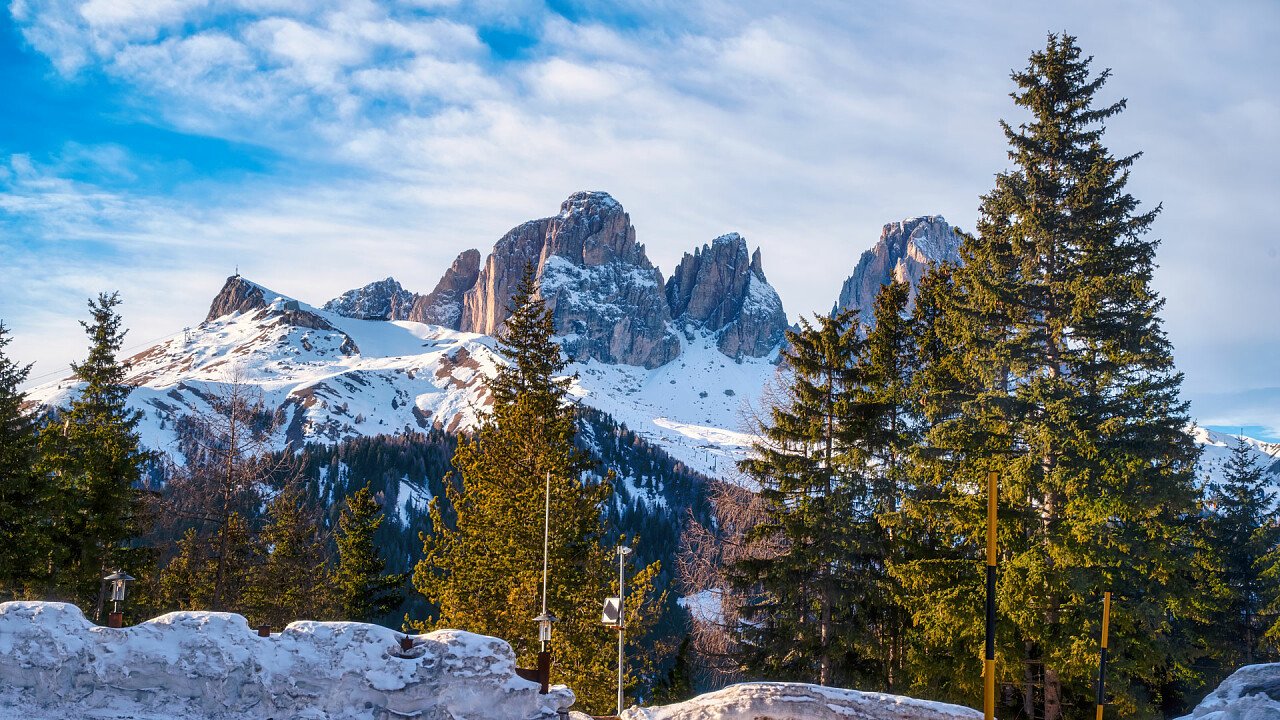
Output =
[{"x1": 26, "y1": 191, "x2": 1278, "y2": 487}]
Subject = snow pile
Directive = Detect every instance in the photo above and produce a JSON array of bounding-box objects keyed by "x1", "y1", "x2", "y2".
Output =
[
  {"x1": 621, "y1": 682, "x2": 981, "y2": 720},
  {"x1": 0, "y1": 601, "x2": 572, "y2": 720},
  {"x1": 1178, "y1": 663, "x2": 1280, "y2": 720}
]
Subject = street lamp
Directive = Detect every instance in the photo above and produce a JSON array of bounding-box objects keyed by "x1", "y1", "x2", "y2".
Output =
[
  {"x1": 616, "y1": 545, "x2": 632, "y2": 717},
  {"x1": 532, "y1": 471, "x2": 555, "y2": 695},
  {"x1": 101, "y1": 569, "x2": 135, "y2": 628}
]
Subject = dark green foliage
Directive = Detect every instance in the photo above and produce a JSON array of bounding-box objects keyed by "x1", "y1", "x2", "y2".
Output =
[
  {"x1": 1206, "y1": 437, "x2": 1280, "y2": 665},
  {"x1": 39, "y1": 293, "x2": 150, "y2": 608},
  {"x1": 335, "y1": 485, "x2": 407, "y2": 622},
  {"x1": 0, "y1": 322, "x2": 48, "y2": 597},
  {"x1": 731, "y1": 309, "x2": 875, "y2": 687},
  {"x1": 898, "y1": 34, "x2": 1204, "y2": 719},
  {"x1": 243, "y1": 484, "x2": 335, "y2": 628}
]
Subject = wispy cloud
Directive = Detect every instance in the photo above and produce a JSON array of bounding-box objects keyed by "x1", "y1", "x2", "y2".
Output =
[{"x1": 2, "y1": 0, "x2": 1277, "y2": 436}]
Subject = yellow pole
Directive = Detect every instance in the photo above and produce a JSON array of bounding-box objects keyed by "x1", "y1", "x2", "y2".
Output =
[
  {"x1": 1095, "y1": 592, "x2": 1112, "y2": 720},
  {"x1": 985, "y1": 471, "x2": 997, "y2": 720}
]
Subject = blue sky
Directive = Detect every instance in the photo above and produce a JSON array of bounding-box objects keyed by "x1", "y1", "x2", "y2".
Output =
[{"x1": 1, "y1": 0, "x2": 1277, "y2": 439}]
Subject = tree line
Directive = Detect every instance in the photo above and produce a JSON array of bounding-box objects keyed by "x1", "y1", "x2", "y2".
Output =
[{"x1": 677, "y1": 34, "x2": 1280, "y2": 720}]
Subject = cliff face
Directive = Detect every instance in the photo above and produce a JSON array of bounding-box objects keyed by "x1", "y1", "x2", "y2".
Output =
[
  {"x1": 322, "y1": 278, "x2": 416, "y2": 321},
  {"x1": 460, "y1": 192, "x2": 680, "y2": 368},
  {"x1": 667, "y1": 233, "x2": 787, "y2": 358},
  {"x1": 834, "y1": 216, "x2": 961, "y2": 325},
  {"x1": 408, "y1": 249, "x2": 482, "y2": 329},
  {"x1": 205, "y1": 276, "x2": 268, "y2": 322}
]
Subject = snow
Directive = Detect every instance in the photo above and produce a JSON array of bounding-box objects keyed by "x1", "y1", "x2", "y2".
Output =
[
  {"x1": 1177, "y1": 662, "x2": 1280, "y2": 720},
  {"x1": 0, "y1": 601, "x2": 572, "y2": 720},
  {"x1": 620, "y1": 682, "x2": 981, "y2": 720}
]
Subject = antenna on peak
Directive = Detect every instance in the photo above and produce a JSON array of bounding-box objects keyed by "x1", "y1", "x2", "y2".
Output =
[{"x1": 234, "y1": 265, "x2": 240, "y2": 278}]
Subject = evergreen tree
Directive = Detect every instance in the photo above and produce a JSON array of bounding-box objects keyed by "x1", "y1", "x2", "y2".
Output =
[
  {"x1": 158, "y1": 512, "x2": 259, "y2": 613},
  {"x1": 244, "y1": 485, "x2": 334, "y2": 628},
  {"x1": 856, "y1": 279, "x2": 920, "y2": 691},
  {"x1": 1207, "y1": 437, "x2": 1280, "y2": 664},
  {"x1": 730, "y1": 309, "x2": 876, "y2": 687},
  {"x1": 335, "y1": 485, "x2": 406, "y2": 622},
  {"x1": 898, "y1": 35, "x2": 1204, "y2": 719},
  {"x1": 40, "y1": 293, "x2": 149, "y2": 608},
  {"x1": 0, "y1": 322, "x2": 48, "y2": 597},
  {"x1": 413, "y1": 266, "x2": 663, "y2": 714}
]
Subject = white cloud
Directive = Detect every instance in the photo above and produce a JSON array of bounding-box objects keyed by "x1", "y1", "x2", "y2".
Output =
[{"x1": 4, "y1": 0, "x2": 1278, "y2": 430}]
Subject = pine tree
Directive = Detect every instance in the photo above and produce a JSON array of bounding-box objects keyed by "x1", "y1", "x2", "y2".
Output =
[
  {"x1": 898, "y1": 35, "x2": 1204, "y2": 719},
  {"x1": 335, "y1": 485, "x2": 406, "y2": 622},
  {"x1": 158, "y1": 512, "x2": 259, "y2": 612},
  {"x1": 856, "y1": 279, "x2": 920, "y2": 691},
  {"x1": 730, "y1": 309, "x2": 876, "y2": 687},
  {"x1": 244, "y1": 485, "x2": 334, "y2": 628},
  {"x1": 40, "y1": 293, "x2": 150, "y2": 608},
  {"x1": 0, "y1": 322, "x2": 48, "y2": 597},
  {"x1": 412, "y1": 266, "x2": 663, "y2": 714},
  {"x1": 1207, "y1": 437, "x2": 1280, "y2": 665}
]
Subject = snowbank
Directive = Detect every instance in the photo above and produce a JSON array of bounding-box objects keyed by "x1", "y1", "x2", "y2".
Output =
[
  {"x1": 620, "y1": 682, "x2": 981, "y2": 720},
  {"x1": 1178, "y1": 663, "x2": 1280, "y2": 720},
  {"x1": 0, "y1": 601, "x2": 572, "y2": 720}
]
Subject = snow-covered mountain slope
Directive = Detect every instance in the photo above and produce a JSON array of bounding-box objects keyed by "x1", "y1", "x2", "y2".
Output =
[
  {"x1": 0, "y1": 601, "x2": 572, "y2": 720},
  {"x1": 1190, "y1": 425, "x2": 1280, "y2": 487},
  {"x1": 25, "y1": 274, "x2": 1277, "y2": 486},
  {"x1": 25, "y1": 277, "x2": 774, "y2": 478}
]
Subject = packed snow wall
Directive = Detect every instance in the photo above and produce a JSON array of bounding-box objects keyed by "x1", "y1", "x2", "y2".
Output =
[
  {"x1": 1178, "y1": 662, "x2": 1280, "y2": 719},
  {"x1": 619, "y1": 682, "x2": 982, "y2": 720},
  {"x1": 0, "y1": 601, "x2": 572, "y2": 720}
]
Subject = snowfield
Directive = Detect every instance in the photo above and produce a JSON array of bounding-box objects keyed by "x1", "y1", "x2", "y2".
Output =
[{"x1": 0, "y1": 601, "x2": 572, "y2": 720}]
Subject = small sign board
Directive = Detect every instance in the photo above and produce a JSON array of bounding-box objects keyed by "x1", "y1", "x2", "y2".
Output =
[{"x1": 602, "y1": 597, "x2": 621, "y2": 625}]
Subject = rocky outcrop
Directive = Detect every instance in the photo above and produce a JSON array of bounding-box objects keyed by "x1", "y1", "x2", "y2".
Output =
[
  {"x1": 323, "y1": 277, "x2": 416, "y2": 321},
  {"x1": 408, "y1": 249, "x2": 482, "y2": 329},
  {"x1": 461, "y1": 191, "x2": 680, "y2": 368},
  {"x1": 667, "y1": 233, "x2": 787, "y2": 357},
  {"x1": 834, "y1": 216, "x2": 961, "y2": 326},
  {"x1": 205, "y1": 275, "x2": 269, "y2": 322}
]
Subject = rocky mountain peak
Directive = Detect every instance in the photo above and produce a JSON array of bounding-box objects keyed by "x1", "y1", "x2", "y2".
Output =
[
  {"x1": 460, "y1": 192, "x2": 679, "y2": 368},
  {"x1": 205, "y1": 275, "x2": 270, "y2": 322},
  {"x1": 323, "y1": 277, "x2": 416, "y2": 321},
  {"x1": 667, "y1": 232, "x2": 787, "y2": 358},
  {"x1": 835, "y1": 215, "x2": 961, "y2": 325},
  {"x1": 408, "y1": 249, "x2": 482, "y2": 329}
]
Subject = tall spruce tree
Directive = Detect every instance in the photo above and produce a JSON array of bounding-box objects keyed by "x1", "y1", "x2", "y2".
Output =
[
  {"x1": 731, "y1": 309, "x2": 877, "y2": 687},
  {"x1": 335, "y1": 485, "x2": 406, "y2": 622},
  {"x1": 856, "y1": 279, "x2": 920, "y2": 691},
  {"x1": 243, "y1": 484, "x2": 334, "y2": 628},
  {"x1": 0, "y1": 322, "x2": 48, "y2": 597},
  {"x1": 1207, "y1": 437, "x2": 1280, "y2": 666},
  {"x1": 412, "y1": 267, "x2": 662, "y2": 714},
  {"x1": 40, "y1": 293, "x2": 149, "y2": 608},
  {"x1": 898, "y1": 35, "x2": 1204, "y2": 719}
]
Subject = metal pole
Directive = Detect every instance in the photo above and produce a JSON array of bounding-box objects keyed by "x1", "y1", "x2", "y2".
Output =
[
  {"x1": 1095, "y1": 592, "x2": 1111, "y2": 720},
  {"x1": 618, "y1": 547, "x2": 626, "y2": 717},
  {"x1": 985, "y1": 470, "x2": 998, "y2": 720},
  {"x1": 542, "y1": 472, "x2": 551, "y2": 651}
]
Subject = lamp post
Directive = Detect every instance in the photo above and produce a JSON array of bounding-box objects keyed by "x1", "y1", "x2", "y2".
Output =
[
  {"x1": 101, "y1": 570, "x2": 135, "y2": 628},
  {"x1": 531, "y1": 471, "x2": 556, "y2": 695},
  {"x1": 616, "y1": 545, "x2": 632, "y2": 717}
]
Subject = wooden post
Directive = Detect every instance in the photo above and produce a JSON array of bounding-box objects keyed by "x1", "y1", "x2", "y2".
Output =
[
  {"x1": 1095, "y1": 592, "x2": 1112, "y2": 720},
  {"x1": 537, "y1": 650, "x2": 551, "y2": 695},
  {"x1": 984, "y1": 470, "x2": 997, "y2": 720},
  {"x1": 258, "y1": 625, "x2": 271, "y2": 637},
  {"x1": 107, "y1": 612, "x2": 123, "y2": 629}
]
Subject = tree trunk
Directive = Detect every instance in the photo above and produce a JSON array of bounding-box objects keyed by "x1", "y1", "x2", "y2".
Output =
[{"x1": 1044, "y1": 667, "x2": 1062, "y2": 720}]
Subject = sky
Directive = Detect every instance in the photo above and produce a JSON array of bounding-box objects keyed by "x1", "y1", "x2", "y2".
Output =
[{"x1": 0, "y1": 0, "x2": 1277, "y2": 439}]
